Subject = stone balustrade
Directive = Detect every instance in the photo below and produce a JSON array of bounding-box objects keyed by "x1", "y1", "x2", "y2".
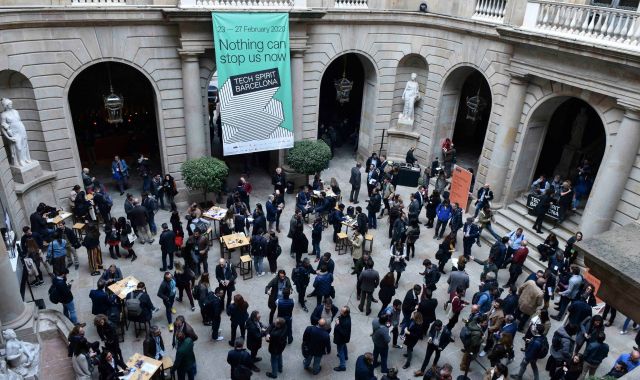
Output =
[
  {"x1": 522, "y1": 0, "x2": 640, "y2": 51},
  {"x1": 472, "y1": 0, "x2": 508, "y2": 23},
  {"x1": 71, "y1": 0, "x2": 128, "y2": 5},
  {"x1": 334, "y1": 0, "x2": 368, "y2": 9}
]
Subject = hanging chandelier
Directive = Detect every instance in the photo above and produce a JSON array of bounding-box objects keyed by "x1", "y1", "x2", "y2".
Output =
[
  {"x1": 103, "y1": 63, "x2": 124, "y2": 124},
  {"x1": 334, "y1": 56, "x2": 353, "y2": 105},
  {"x1": 466, "y1": 87, "x2": 487, "y2": 122}
]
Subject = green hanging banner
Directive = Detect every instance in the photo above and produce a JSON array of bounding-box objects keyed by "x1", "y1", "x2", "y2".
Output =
[{"x1": 212, "y1": 12, "x2": 294, "y2": 156}]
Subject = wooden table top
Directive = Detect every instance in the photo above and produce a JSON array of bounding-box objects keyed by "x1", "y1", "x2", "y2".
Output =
[
  {"x1": 203, "y1": 206, "x2": 227, "y2": 221},
  {"x1": 313, "y1": 189, "x2": 337, "y2": 198},
  {"x1": 221, "y1": 232, "x2": 250, "y2": 249},
  {"x1": 46, "y1": 211, "x2": 72, "y2": 224},
  {"x1": 108, "y1": 276, "x2": 139, "y2": 300},
  {"x1": 124, "y1": 353, "x2": 161, "y2": 380}
]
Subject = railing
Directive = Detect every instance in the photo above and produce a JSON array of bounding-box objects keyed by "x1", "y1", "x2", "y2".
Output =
[
  {"x1": 180, "y1": 0, "x2": 301, "y2": 7},
  {"x1": 472, "y1": 0, "x2": 508, "y2": 23},
  {"x1": 522, "y1": 1, "x2": 640, "y2": 50},
  {"x1": 71, "y1": 0, "x2": 127, "y2": 4},
  {"x1": 334, "y1": 0, "x2": 368, "y2": 9}
]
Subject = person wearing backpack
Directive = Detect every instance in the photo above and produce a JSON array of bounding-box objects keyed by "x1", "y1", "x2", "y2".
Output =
[
  {"x1": 460, "y1": 315, "x2": 487, "y2": 372},
  {"x1": 511, "y1": 324, "x2": 547, "y2": 379},
  {"x1": 50, "y1": 268, "x2": 78, "y2": 324},
  {"x1": 433, "y1": 200, "x2": 452, "y2": 240},
  {"x1": 126, "y1": 282, "x2": 155, "y2": 325},
  {"x1": 546, "y1": 324, "x2": 578, "y2": 376}
]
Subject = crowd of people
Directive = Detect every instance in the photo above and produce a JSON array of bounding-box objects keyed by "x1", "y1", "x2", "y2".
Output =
[{"x1": 14, "y1": 149, "x2": 639, "y2": 380}]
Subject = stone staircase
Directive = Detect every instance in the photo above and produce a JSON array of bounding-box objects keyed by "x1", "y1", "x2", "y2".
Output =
[{"x1": 480, "y1": 196, "x2": 584, "y2": 275}]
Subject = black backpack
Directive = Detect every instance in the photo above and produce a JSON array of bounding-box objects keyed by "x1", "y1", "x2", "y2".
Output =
[
  {"x1": 48, "y1": 284, "x2": 60, "y2": 304},
  {"x1": 537, "y1": 336, "x2": 550, "y2": 359},
  {"x1": 551, "y1": 331, "x2": 564, "y2": 351}
]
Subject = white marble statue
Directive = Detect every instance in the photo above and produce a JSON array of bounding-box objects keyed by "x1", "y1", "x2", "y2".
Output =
[
  {"x1": 2, "y1": 329, "x2": 39, "y2": 378},
  {"x1": 399, "y1": 73, "x2": 421, "y2": 123},
  {"x1": 0, "y1": 98, "x2": 34, "y2": 167},
  {"x1": 0, "y1": 357, "x2": 21, "y2": 380}
]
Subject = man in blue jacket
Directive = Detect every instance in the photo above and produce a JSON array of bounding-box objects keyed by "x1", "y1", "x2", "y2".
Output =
[
  {"x1": 302, "y1": 319, "x2": 331, "y2": 375},
  {"x1": 355, "y1": 352, "x2": 376, "y2": 380},
  {"x1": 512, "y1": 324, "x2": 546, "y2": 380},
  {"x1": 433, "y1": 200, "x2": 452, "y2": 240}
]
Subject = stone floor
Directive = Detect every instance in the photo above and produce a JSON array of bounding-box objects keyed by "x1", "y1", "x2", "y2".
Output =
[{"x1": 29, "y1": 145, "x2": 636, "y2": 380}]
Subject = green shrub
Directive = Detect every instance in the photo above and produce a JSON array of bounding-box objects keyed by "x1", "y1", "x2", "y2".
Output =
[
  {"x1": 287, "y1": 140, "x2": 332, "y2": 180},
  {"x1": 181, "y1": 157, "x2": 229, "y2": 202}
]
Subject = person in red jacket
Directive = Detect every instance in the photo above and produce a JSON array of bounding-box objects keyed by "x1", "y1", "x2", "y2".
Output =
[{"x1": 505, "y1": 241, "x2": 529, "y2": 287}]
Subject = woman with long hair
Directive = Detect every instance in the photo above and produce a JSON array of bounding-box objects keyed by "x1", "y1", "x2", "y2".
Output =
[
  {"x1": 245, "y1": 310, "x2": 266, "y2": 366},
  {"x1": 82, "y1": 223, "x2": 103, "y2": 276},
  {"x1": 174, "y1": 260, "x2": 196, "y2": 312},
  {"x1": 94, "y1": 314, "x2": 123, "y2": 363},
  {"x1": 104, "y1": 217, "x2": 121, "y2": 259},
  {"x1": 116, "y1": 216, "x2": 137, "y2": 261},
  {"x1": 227, "y1": 293, "x2": 249, "y2": 346},
  {"x1": 221, "y1": 209, "x2": 235, "y2": 236},
  {"x1": 162, "y1": 174, "x2": 178, "y2": 205},
  {"x1": 378, "y1": 272, "x2": 396, "y2": 315},
  {"x1": 25, "y1": 236, "x2": 50, "y2": 284}
]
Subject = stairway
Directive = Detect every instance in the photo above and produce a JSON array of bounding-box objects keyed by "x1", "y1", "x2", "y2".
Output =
[{"x1": 480, "y1": 196, "x2": 583, "y2": 275}]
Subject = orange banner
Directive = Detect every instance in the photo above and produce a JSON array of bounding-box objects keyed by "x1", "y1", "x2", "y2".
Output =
[{"x1": 450, "y1": 165, "x2": 472, "y2": 211}]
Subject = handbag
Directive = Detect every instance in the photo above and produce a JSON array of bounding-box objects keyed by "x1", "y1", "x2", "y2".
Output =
[{"x1": 126, "y1": 230, "x2": 137, "y2": 244}]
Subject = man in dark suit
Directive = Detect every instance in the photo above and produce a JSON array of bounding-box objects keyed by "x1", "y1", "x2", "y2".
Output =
[
  {"x1": 89, "y1": 279, "x2": 114, "y2": 316},
  {"x1": 462, "y1": 217, "x2": 480, "y2": 258},
  {"x1": 206, "y1": 287, "x2": 225, "y2": 341},
  {"x1": 365, "y1": 153, "x2": 379, "y2": 172},
  {"x1": 215, "y1": 258, "x2": 237, "y2": 308},
  {"x1": 414, "y1": 320, "x2": 452, "y2": 376},
  {"x1": 349, "y1": 162, "x2": 362, "y2": 204},
  {"x1": 302, "y1": 319, "x2": 331, "y2": 375},
  {"x1": 474, "y1": 184, "x2": 494, "y2": 218},
  {"x1": 226, "y1": 337, "x2": 253, "y2": 379},
  {"x1": 158, "y1": 223, "x2": 176, "y2": 271}
]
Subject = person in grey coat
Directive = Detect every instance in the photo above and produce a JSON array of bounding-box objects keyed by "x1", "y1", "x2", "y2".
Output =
[
  {"x1": 446, "y1": 261, "x2": 470, "y2": 294},
  {"x1": 358, "y1": 263, "x2": 380, "y2": 315},
  {"x1": 349, "y1": 162, "x2": 362, "y2": 203},
  {"x1": 372, "y1": 314, "x2": 391, "y2": 374},
  {"x1": 546, "y1": 324, "x2": 578, "y2": 375}
]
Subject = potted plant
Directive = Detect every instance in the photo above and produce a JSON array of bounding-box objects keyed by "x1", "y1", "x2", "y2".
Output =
[
  {"x1": 181, "y1": 156, "x2": 229, "y2": 206},
  {"x1": 286, "y1": 140, "x2": 332, "y2": 185}
]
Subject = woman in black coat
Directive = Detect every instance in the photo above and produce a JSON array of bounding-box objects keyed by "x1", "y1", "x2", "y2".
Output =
[
  {"x1": 94, "y1": 314, "x2": 123, "y2": 363},
  {"x1": 377, "y1": 272, "x2": 396, "y2": 315},
  {"x1": 245, "y1": 310, "x2": 266, "y2": 364},
  {"x1": 425, "y1": 191, "x2": 441, "y2": 228},
  {"x1": 290, "y1": 227, "x2": 308, "y2": 265},
  {"x1": 402, "y1": 311, "x2": 424, "y2": 369}
]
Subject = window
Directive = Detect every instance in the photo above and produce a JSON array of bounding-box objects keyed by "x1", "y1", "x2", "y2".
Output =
[{"x1": 591, "y1": 0, "x2": 639, "y2": 10}]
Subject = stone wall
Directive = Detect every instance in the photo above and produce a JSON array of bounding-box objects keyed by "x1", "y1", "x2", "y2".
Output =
[{"x1": 0, "y1": 15, "x2": 187, "y2": 206}]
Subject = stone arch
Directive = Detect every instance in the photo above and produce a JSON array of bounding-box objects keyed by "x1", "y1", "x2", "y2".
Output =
[
  {"x1": 63, "y1": 58, "x2": 169, "y2": 175},
  {"x1": 433, "y1": 64, "x2": 493, "y2": 172},
  {"x1": 0, "y1": 70, "x2": 48, "y2": 169},
  {"x1": 316, "y1": 50, "x2": 379, "y2": 158},
  {"x1": 508, "y1": 93, "x2": 611, "y2": 201},
  {"x1": 390, "y1": 54, "x2": 429, "y2": 128}
]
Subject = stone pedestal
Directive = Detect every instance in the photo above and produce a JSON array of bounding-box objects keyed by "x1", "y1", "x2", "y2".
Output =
[
  {"x1": 14, "y1": 171, "x2": 57, "y2": 220},
  {"x1": 9, "y1": 162, "x2": 42, "y2": 184},
  {"x1": 386, "y1": 118, "x2": 420, "y2": 163},
  {"x1": 0, "y1": 243, "x2": 33, "y2": 330}
]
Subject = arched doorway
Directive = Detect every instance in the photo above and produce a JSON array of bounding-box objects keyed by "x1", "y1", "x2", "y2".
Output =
[
  {"x1": 435, "y1": 66, "x2": 492, "y2": 173},
  {"x1": 68, "y1": 62, "x2": 161, "y2": 192},
  {"x1": 510, "y1": 97, "x2": 606, "y2": 210},
  {"x1": 317, "y1": 53, "x2": 377, "y2": 158}
]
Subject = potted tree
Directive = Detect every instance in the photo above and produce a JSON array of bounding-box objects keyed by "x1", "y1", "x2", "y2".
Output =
[
  {"x1": 286, "y1": 140, "x2": 332, "y2": 186},
  {"x1": 181, "y1": 156, "x2": 229, "y2": 207}
]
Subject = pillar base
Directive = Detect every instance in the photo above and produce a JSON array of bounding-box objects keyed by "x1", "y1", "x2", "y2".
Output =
[{"x1": 2, "y1": 302, "x2": 34, "y2": 330}]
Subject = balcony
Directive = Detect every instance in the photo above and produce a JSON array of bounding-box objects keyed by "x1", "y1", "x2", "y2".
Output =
[
  {"x1": 179, "y1": 0, "x2": 305, "y2": 8},
  {"x1": 522, "y1": 0, "x2": 640, "y2": 51},
  {"x1": 70, "y1": 0, "x2": 128, "y2": 4},
  {"x1": 472, "y1": 0, "x2": 508, "y2": 24}
]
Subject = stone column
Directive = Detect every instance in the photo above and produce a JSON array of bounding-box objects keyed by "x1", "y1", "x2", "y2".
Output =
[
  {"x1": 484, "y1": 73, "x2": 529, "y2": 202},
  {"x1": 580, "y1": 104, "x2": 640, "y2": 237},
  {"x1": 291, "y1": 50, "x2": 305, "y2": 142},
  {"x1": 179, "y1": 49, "x2": 207, "y2": 159},
  {"x1": 0, "y1": 243, "x2": 31, "y2": 329}
]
